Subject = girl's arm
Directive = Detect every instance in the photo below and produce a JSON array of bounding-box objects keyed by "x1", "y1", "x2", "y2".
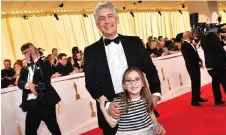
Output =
[
  {"x1": 100, "y1": 98, "x2": 118, "y2": 128},
  {"x1": 149, "y1": 110, "x2": 166, "y2": 135},
  {"x1": 149, "y1": 111, "x2": 158, "y2": 124}
]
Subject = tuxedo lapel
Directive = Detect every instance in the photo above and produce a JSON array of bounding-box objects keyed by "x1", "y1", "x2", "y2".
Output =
[
  {"x1": 21, "y1": 67, "x2": 29, "y2": 82},
  {"x1": 96, "y1": 37, "x2": 112, "y2": 78},
  {"x1": 118, "y1": 34, "x2": 133, "y2": 67}
]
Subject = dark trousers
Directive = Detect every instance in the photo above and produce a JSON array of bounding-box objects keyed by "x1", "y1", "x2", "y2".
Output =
[
  {"x1": 208, "y1": 68, "x2": 226, "y2": 103},
  {"x1": 101, "y1": 126, "x2": 117, "y2": 135},
  {"x1": 188, "y1": 67, "x2": 201, "y2": 102},
  {"x1": 25, "y1": 105, "x2": 61, "y2": 135}
]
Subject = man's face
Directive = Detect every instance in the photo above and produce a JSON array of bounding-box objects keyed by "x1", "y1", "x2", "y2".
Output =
[
  {"x1": 96, "y1": 8, "x2": 118, "y2": 38},
  {"x1": 4, "y1": 61, "x2": 11, "y2": 69},
  {"x1": 160, "y1": 37, "x2": 165, "y2": 42},
  {"x1": 59, "y1": 56, "x2": 67, "y2": 65},
  {"x1": 22, "y1": 48, "x2": 31, "y2": 61},
  {"x1": 52, "y1": 49, "x2": 58, "y2": 57}
]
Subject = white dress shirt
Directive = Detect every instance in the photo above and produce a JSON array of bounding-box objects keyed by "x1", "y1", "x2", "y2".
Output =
[
  {"x1": 104, "y1": 34, "x2": 128, "y2": 94},
  {"x1": 25, "y1": 57, "x2": 40, "y2": 100}
]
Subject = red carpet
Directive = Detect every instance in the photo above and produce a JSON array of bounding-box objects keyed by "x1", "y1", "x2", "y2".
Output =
[{"x1": 81, "y1": 84, "x2": 226, "y2": 135}]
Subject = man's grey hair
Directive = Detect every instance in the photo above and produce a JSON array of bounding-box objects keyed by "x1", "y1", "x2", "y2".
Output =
[{"x1": 94, "y1": 1, "x2": 118, "y2": 24}]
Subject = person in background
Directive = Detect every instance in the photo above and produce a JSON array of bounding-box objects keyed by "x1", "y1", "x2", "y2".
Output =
[
  {"x1": 158, "y1": 36, "x2": 164, "y2": 42},
  {"x1": 146, "y1": 40, "x2": 158, "y2": 58},
  {"x1": 67, "y1": 57, "x2": 79, "y2": 72},
  {"x1": 1, "y1": 59, "x2": 15, "y2": 88},
  {"x1": 52, "y1": 48, "x2": 58, "y2": 65},
  {"x1": 165, "y1": 37, "x2": 169, "y2": 41},
  {"x1": 156, "y1": 41, "x2": 163, "y2": 57},
  {"x1": 12, "y1": 60, "x2": 23, "y2": 86},
  {"x1": 56, "y1": 53, "x2": 77, "y2": 76},
  {"x1": 146, "y1": 36, "x2": 153, "y2": 49},
  {"x1": 200, "y1": 27, "x2": 226, "y2": 106},
  {"x1": 168, "y1": 38, "x2": 179, "y2": 51},
  {"x1": 181, "y1": 31, "x2": 208, "y2": 106},
  {"x1": 74, "y1": 52, "x2": 84, "y2": 72},
  {"x1": 38, "y1": 48, "x2": 45, "y2": 60},
  {"x1": 175, "y1": 33, "x2": 183, "y2": 51},
  {"x1": 46, "y1": 54, "x2": 61, "y2": 78},
  {"x1": 72, "y1": 46, "x2": 82, "y2": 62}
]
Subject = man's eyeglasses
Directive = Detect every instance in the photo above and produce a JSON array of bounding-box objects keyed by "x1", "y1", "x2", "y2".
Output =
[{"x1": 125, "y1": 78, "x2": 141, "y2": 85}]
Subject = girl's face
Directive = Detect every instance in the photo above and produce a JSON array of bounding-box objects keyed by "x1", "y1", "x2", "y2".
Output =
[{"x1": 123, "y1": 71, "x2": 143, "y2": 98}]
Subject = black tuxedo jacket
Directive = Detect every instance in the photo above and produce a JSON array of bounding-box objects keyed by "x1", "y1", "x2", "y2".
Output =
[
  {"x1": 84, "y1": 34, "x2": 161, "y2": 128},
  {"x1": 18, "y1": 58, "x2": 61, "y2": 110},
  {"x1": 181, "y1": 41, "x2": 202, "y2": 71},
  {"x1": 56, "y1": 62, "x2": 73, "y2": 76},
  {"x1": 201, "y1": 33, "x2": 226, "y2": 69}
]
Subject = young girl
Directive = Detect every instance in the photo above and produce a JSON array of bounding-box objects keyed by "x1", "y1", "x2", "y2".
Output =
[{"x1": 100, "y1": 67, "x2": 165, "y2": 135}]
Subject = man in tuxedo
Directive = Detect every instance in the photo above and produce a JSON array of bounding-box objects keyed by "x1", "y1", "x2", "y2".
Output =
[
  {"x1": 18, "y1": 43, "x2": 61, "y2": 135},
  {"x1": 84, "y1": 2, "x2": 162, "y2": 135},
  {"x1": 181, "y1": 31, "x2": 208, "y2": 106},
  {"x1": 201, "y1": 29, "x2": 226, "y2": 105}
]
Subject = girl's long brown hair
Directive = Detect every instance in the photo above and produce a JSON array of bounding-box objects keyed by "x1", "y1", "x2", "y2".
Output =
[{"x1": 121, "y1": 67, "x2": 154, "y2": 114}]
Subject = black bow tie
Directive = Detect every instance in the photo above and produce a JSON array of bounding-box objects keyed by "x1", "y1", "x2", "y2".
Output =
[{"x1": 104, "y1": 36, "x2": 120, "y2": 46}]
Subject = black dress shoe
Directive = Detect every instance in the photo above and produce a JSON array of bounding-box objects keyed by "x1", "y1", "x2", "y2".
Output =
[
  {"x1": 191, "y1": 101, "x2": 201, "y2": 106},
  {"x1": 215, "y1": 101, "x2": 225, "y2": 106},
  {"x1": 199, "y1": 98, "x2": 209, "y2": 102}
]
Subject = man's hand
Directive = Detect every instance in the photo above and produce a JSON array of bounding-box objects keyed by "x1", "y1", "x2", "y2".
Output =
[
  {"x1": 108, "y1": 102, "x2": 120, "y2": 119},
  {"x1": 27, "y1": 82, "x2": 37, "y2": 96},
  {"x1": 152, "y1": 95, "x2": 159, "y2": 107},
  {"x1": 51, "y1": 72, "x2": 62, "y2": 78}
]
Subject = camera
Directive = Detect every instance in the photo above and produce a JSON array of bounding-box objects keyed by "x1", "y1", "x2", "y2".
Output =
[{"x1": 35, "y1": 82, "x2": 46, "y2": 102}]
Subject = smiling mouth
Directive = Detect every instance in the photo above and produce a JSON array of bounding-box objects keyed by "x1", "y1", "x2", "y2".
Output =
[
  {"x1": 105, "y1": 25, "x2": 114, "y2": 29},
  {"x1": 131, "y1": 87, "x2": 139, "y2": 90}
]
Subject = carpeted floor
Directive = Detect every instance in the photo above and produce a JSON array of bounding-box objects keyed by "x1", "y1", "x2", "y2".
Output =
[{"x1": 81, "y1": 84, "x2": 226, "y2": 135}]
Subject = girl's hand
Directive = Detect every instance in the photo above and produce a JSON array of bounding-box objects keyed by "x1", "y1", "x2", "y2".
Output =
[
  {"x1": 99, "y1": 95, "x2": 108, "y2": 110},
  {"x1": 155, "y1": 123, "x2": 166, "y2": 135}
]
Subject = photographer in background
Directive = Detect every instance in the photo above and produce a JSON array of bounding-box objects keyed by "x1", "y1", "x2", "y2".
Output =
[
  {"x1": 200, "y1": 26, "x2": 226, "y2": 106},
  {"x1": 18, "y1": 43, "x2": 61, "y2": 135}
]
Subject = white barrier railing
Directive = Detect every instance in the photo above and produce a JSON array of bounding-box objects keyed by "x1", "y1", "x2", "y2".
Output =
[{"x1": 2, "y1": 46, "x2": 225, "y2": 135}]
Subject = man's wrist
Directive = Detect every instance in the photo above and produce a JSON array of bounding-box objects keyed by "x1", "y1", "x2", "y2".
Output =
[{"x1": 152, "y1": 93, "x2": 162, "y2": 101}]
